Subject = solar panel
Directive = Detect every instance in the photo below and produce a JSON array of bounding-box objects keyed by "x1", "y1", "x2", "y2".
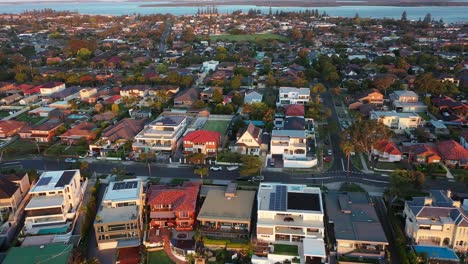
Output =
[
  {"x1": 112, "y1": 181, "x2": 138, "y2": 190},
  {"x1": 269, "y1": 185, "x2": 287, "y2": 211},
  {"x1": 55, "y1": 171, "x2": 75, "y2": 187},
  {"x1": 37, "y1": 177, "x2": 52, "y2": 186}
]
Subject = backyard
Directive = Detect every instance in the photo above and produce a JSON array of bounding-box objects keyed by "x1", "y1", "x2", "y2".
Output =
[
  {"x1": 273, "y1": 244, "x2": 299, "y2": 256},
  {"x1": 203, "y1": 120, "x2": 230, "y2": 134},
  {"x1": 147, "y1": 250, "x2": 174, "y2": 264},
  {"x1": 45, "y1": 143, "x2": 88, "y2": 157},
  {"x1": 209, "y1": 33, "x2": 287, "y2": 42},
  {"x1": 0, "y1": 139, "x2": 48, "y2": 160},
  {"x1": 14, "y1": 112, "x2": 47, "y2": 125}
]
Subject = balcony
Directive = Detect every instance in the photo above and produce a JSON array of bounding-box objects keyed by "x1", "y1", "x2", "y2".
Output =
[{"x1": 272, "y1": 142, "x2": 289, "y2": 147}]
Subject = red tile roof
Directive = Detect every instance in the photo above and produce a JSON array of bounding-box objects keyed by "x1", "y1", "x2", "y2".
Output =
[
  {"x1": 0, "y1": 120, "x2": 27, "y2": 137},
  {"x1": 373, "y1": 140, "x2": 402, "y2": 155},
  {"x1": 148, "y1": 182, "x2": 200, "y2": 212},
  {"x1": 59, "y1": 122, "x2": 96, "y2": 138},
  {"x1": 436, "y1": 140, "x2": 468, "y2": 161},
  {"x1": 183, "y1": 130, "x2": 221, "y2": 144},
  {"x1": 285, "y1": 104, "x2": 305, "y2": 117}
]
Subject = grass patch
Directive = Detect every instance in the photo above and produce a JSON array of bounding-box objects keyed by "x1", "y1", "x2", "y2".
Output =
[
  {"x1": 217, "y1": 151, "x2": 242, "y2": 163},
  {"x1": 203, "y1": 238, "x2": 249, "y2": 249},
  {"x1": 374, "y1": 162, "x2": 405, "y2": 171},
  {"x1": 338, "y1": 256, "x2": 379, "y2": 263},
  {"x1": 339, "y1": 182, "x2": 366, "y2": 192},
  {"x1": 45, "y1": 143, "x2": 88, "y2": 157},
  {"x1": 147, "y1": 250, "x2": 175, "y2": 264},
  {"x1": 169, "y1": 178, "x2": 189, "y2": 185},
  {"x1": 14, "y1": 113, "x2": 47, "y2": 125},
  {"x1": 203, "y1": 120, "x2": 230, "y2": 134},
  {"x1": 1, "y1": 139, "x2": 49, "y2": 159},
  {"x1": 209, "y1": 33, "x2": 287, "y2": 42},
  {"x1": 352, "y1": 155, "x2": 364, "y2": 171},
  {"x1": 452, "y1": 169, "x2": 468, "y2": 187},
  {"x1": 273, "y1": 244, "x2": 298, "y2": 256},
  {"x1": 419, "y1": 112, "x2": 432, "y2": 121},
  {"x1": 0, "y1": 111, "x2": 11, "y2": 118}
]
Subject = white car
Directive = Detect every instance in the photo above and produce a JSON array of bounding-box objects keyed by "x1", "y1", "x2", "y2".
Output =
[
  {"x1": 64, "y1": 158, "x2": 77, "y2": 163},
  {"x1": 226, "y1": 166, "x2": 239, "y2": 171},
  {"x1": 210, "y1": 166, "x2": 223, "y2": 171},
  {"x1": 327, "y1": 149, "x2": 333, "y2": 156}
]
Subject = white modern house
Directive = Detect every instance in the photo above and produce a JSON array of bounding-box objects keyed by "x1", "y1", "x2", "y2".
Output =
[
  {"x1": 253, "y1": 183, "x2": 326, "y2": 264},
  {"x1": 132, "y1": 114, "x2": 188, "y2": 153},
  {"x1": 269, "y1": 130, "x2": 316, "y2": 168},
  {"x1": 201, "y1": 60, "x2": 219, "y2": 73},
  {"x1": 389, "y1": 90, "x2": 427, "y2": 113},
  {"x1": 276, "y1": 87, "x2": 310, "y2": 106},
  {"x1": 244, "y1": 91, "x2": 263, "y2": 104},
  {"x1": 23, "y1": 170, "x2": 86, "y2": 235},
  {"x1": 370, "y1": 110, "x2": 422, "y2": 131},
  {"x1": 94, "y1": 179, "x2": 144, "y2": 250},
  {"x1": 39, "y1": 82, "x2": 66, "y2": 96}
]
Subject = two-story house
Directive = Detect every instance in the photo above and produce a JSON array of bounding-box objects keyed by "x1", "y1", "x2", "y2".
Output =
[
  {"x1": 23, "y1": 170, "x2": 85, "y2": 235},
  {"x1": 370, "y1": 110, "x2": 422, "y2": 131},
  {"x1": 94, "y1": 179, "x2": 144, "y2": 250},
  {"x1": 79, "y1": 88, "x2": 97, "y2": 100},
  {"x1": 200, "y1": 87, "x2": 223, "y2": 103},
  {"x1": 133, "y1": 114, "x2": 188, "y2": 153},
  {"x1": 276, "y1": 87, "x2": 310, "y2": 106},
  {"x1": 348, "y1": 89, "x2": 383, "y2": 110},
  {"x1": 120, "y1": 85, "x2": 149, "y2": 98},
  {"x1": 253, "y1": 183, "x2": 326, "y2": 264},
  {"x1": 174, "y1": 87, "x2": 199, "y2": 109},
  {"x1": 0, "y1": 173, "x2": 30, "y2": 219},
  {"x1": 182, "y1": 130, "x2": 221, "y2": 156},
  {"x1": 403, "y1": 190, "x2": 467, "y2": 252},
  {"x1": 270, "y1": 129, "x2": 316, "y2": 168},
  {"x1": 232, "y1": 123, "x2": 262, "y2": 155},
  {"x1": 38, "y1": 82, "x2": 66, "y2": 96},
  {"x1": 19, "y1": 119, "x2": 64, "y2": 143},
  {"x1": 390, "y1": 90, "x2": 428, "y2": 113},
  {"x1": 58, "y1": 122, "x2": 97, "y2": 145},
  {"x1": 0, "y1": 120, "x2": 27, "y2": 138},
  {"x1": 147, "y1": 182, "x2": 200, "y2": 230}
]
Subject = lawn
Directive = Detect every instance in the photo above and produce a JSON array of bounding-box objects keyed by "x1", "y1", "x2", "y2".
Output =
[
  {"x1": 1, "y1": 139, "x2": 48, "y2": 159},
  {"x1": 374, "y1": 162, "x2": 405, "y2": 171},
  {"x1": 209, "y1": 33, "x2": 287, "y2": 42},
  {"x1": 14, "y1": 112, "x2": 47, "y2": 125},
  {"x1": 45, "y1": 143, "x2": 88, "y2": 157},
  {"x1": 273, "y1": 244, "x2": 299, "y2": 256},
  {"x1": 0, "y1": 111, "x2": 11, "y2": 118},
  {"x1": 203, "y1": 120, "x2": 230, "y2": 134},
  {"x1": 339, "y1": 182, "x2": 366, "y2": 192},
  {"x1": 169, "y1": 178, "x2": 190, "y2": 185},
  {"x1": 147, "y1": 250, "x2": 174, "y2": 264}
]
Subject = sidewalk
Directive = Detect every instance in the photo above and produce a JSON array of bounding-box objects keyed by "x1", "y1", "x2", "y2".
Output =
[{"x1": 358, "y1": 153, "x2": 374, "y2": 174}]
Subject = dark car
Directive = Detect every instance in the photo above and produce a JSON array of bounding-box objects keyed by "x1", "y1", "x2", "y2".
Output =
[
  {"x1": 125, "y1": 171, "x2": 135, "y2": 176},
  {"x1": 235, "y1": 176, "x2": 253, "y2": 181}
]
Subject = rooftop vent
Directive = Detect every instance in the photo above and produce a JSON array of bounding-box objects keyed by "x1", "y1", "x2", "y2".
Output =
[{"x1": 225, "y1": 183, "x2": 237, "y2": 198}]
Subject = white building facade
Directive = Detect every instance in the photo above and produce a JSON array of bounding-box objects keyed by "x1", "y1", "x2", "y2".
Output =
[
  {"x1": 276, "y1": 87, "x2": 310, "y2": 106},
  {"x1": 370, "y1": 110, "x2": 422, "y2": 131}
]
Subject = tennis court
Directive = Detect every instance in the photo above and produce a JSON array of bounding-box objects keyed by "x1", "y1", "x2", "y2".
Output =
[{"x1": 202, "y1": 120, "x2": 230, "y2": 134}]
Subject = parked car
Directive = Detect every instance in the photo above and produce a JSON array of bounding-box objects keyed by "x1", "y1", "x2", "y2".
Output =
[
  {"x1": 253, "y1": 175, "x2": 264, "y2": 181},
  {"x1": 327, "y1": 149, "x2": 333, "y2": 156},
  {"x1": 323, "y1": 156, "x2": 331, "y2": 163},
  {"x1": 324, "y1": 139, "x2": 329, "y2": 145},
  {"x1": 210, "y1": 166, "x2": 223, "y2": 171},
  {"x1": 226, "y1": 166, "x2": 239, "y2": 171},
  {"x1": 236, "y1": 176, "x2": 252, "y2": 181},
  {"x1": 64, "y1": 158, "x2": 77, "y2": 163}
]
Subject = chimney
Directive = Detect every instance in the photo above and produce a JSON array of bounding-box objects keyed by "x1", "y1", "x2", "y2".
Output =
[{"x1": 225, "y1": 183, "x2": 237, "y2": 198}]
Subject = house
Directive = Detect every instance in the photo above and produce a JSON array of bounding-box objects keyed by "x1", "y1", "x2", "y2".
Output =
[
  {"x1": 133, "y1": 114, "x2": 188, "y2": 153},
  {"x1": 404, "y1": 144, "x2": 441, "y2": 164},
  {"x1": 0, "y1": 173, "x2": 30, "y2": 219},
  {"x1": 48, "y1": 100, "x2": 71, "y2": 110},
  {"x1": 38, "y1": 82, "x2": 66, "y2": 96},
  {"x1": 253, "y1": 183, "x2": 326, "y2": 264},
  {"x1": 19, "y1": 119, "x2": 64, "y2": 143},
  {"x1": 244, "y1": 91, "x2": 263, "y2": 104},
  {"x1": 0, "y1": 120, "x2": 27, "y2": 138},
  {"x1": 429, "y1": 120, "x2": 450, "y2": 136},
  {"x1": 460, "y1": 130, "x2": 468, "y2": 150},
  {"x1": 0, "y1": 93, "x2": 22, "y2": 105},
  {"x1": 58, "y1": 122, "x2": 97, "y2": 145},
  {"x1": 23, "y1": 170, "x2": 85, "y2": 235},
  {"x1": 120, "y1": 85, "x2": 149, "y2": 98},
  {"x1": 370, "y1": 110, "x2": 422, "y2": 131},
  {"x1": 79, "y1": 88, "x2": 97, "y2": 100},
  {"x1": 372, "y1": 140, "x2": 402, "y2": 162},
  {"x1": 348, "y1": 89, "x2": 383, "y2": 110},
  {"x1": 390, "y1": 90, "x2": 427, "y2": 113},
  {"x1": 19, "y1": 94, "x2": 39, "y2": 105},
  {"x1": 197, "y1": 183, "x2": 255, "y2": 240},
  {"x1": 232, "y1": 122, "x2": 262, "y2": 155},
  {"x1": 436, "y1": 140, "x2": 468, "y2": 168},
  {"x1": 277, "y1": 87, "x2": 310, "y2": 106},
  {"x1": 284, "y1": 104, "x2": 305, "y2": 117},
  {"x1": 147, "y1": 182, "x2": 200, "y2": 230},
  {"x1": 2, "y1": 244, "x2": 73, "y2": 264},
  {"x1": 270, "y1": 130, "x2": 316, "y2": 168},
  {"x1": 200, "y1": 87, "x2": 223, "y2": 103},
  {"x1": 403, "y1": 190, "x2": 467, "y2": 252},
  {"x1": 89, "y1": 118, "x2": 147, "y2": 157},
  {"x1": 28, "y1": 106, "x2": 56, "y2": 117},
  {"x1": 182, "y1": 130, "x2": 221, "y2": 156},
  {"x1": 48, "y1": 86, "x2": 81, "y2": 101},
  {"x1": 201, "y1": 60, "x2": 219, "y2": 73},
  {"x1": 325, "y1": 192, "x2": 388, "y2": 260},
  {"x1": 174, "y1": 87, "x2": 199, "y2": 109},
  {"x1": 129, "y1": 109, "x2": 152, "y2": 119},
  {"x1": 94, "y1": 179, "x2": 144, "y2": 250}
]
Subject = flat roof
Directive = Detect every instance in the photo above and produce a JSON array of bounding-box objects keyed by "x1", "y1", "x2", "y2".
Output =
[
  {"x1": 30, "y1": 170, "x2": 78, "y2": 193},
  {"x1": 26, "y1": 195, "x2": 64, "y2": 210},
  {"x1": 258, "y1": 183, "x2": 323, "y2": 213},
  {"x1": 287, "y1": 193, "x2": 321, "y2": 211},
  {"x1": 325, "y1": 192, "x2": 388, "y2": 244},
  {"x1": 303, "y1": 238, "x2": 326, "y2": 258},
  {"x1": 413, "y1": 245, "x2": 459, "y2": 261},
  {"x1": 97, "y1": 205, "x2": 139, "y2": 224},
  {"x1": 197, "y1": 189, "x2": 255, "y2": 222},
  {"x1": 3, "y1": 244, "x2": 72, "y2": 264},
  {"x1": 103, "y1": 180, "x2": 142, "y2": 202}
]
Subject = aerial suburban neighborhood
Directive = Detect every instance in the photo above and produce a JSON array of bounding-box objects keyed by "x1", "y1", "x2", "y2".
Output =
[{"x1": 0, "y1": 6, "x2": 466, "y2": 264}]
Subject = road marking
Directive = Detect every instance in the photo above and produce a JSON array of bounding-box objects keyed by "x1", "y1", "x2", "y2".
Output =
[
  {"x1": 362, "y1": 178, "x2": 389, "y2": 183},
  {"x1": 306, "y1": 177, "x2": 332, "y2": 180},
  {"x1": 2, "y1": 161, "x2": 20, "y2": 165},
  {"x1": 341, "y1": 159, "x2": 345, "y2": 171}
]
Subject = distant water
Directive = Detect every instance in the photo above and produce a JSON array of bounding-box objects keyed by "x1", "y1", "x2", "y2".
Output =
[{"x1": 0, "y1": 2, "x2": 467, "y2": 23}]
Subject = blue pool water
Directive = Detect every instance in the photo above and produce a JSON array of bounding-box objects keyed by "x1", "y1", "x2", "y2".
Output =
[{"x1": 413, "y1": 245, "x2": 460, "y2": 261}]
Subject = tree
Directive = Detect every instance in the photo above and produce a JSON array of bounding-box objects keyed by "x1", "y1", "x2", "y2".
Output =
[
  {"x1": 95, "y1": 103, "x2": 104, "y2": 113},
  {"x1": 182, "y1": 27, "x2": 196, "y2": 42},
  {"x1": 240, "y1": 155, "x2": 263, "y2": 176},
  {"x1": 212, "y1": 88, "x2": 224, "y2": 104},
  {"x1": 331, "y1": 87, "x2": 341, "y2": 96},
  {"x1": 111, "y1": 103, "x2": 120, "y2": 113},
  {"x1": 373, "y1": 75, "x2": 395, "y2": 96},
  {"x1": 77, "y1": 48, "x2": 92, "y2": 60},
  {"x1": 265, "y1": 74, "x2": 276, "y2": 88},
  {"x1": 156, "y1": 63, "x2": 168, "y2": 74},
  {"x1": 193, "y1": 100, "x2": 206, "y2": 109},
  {"x1": 311, "y1": 83, "x2": 326, "y2": 95},
  {"x1": 194, "y1": 166, "x2": 209, "y2": 181},
  {"x1": 290, "y1": 28, "x2": 303, "y2": 42},
  {"x1": 188, "y1": 153, "x2": 206, "y2": 164},
  {"x1": 230, "y1": 75, "x2": 242, "y2": 89},
  {"x1": 340, "y1": 141, "x2": 355, "y2": 176},
  {"x1": 423, "y1": 13, "x2": 432, "y2": 24},
  {"x1": 389, "y1": 170, "x2": 426, "y2": 199},
  {"x1": 80, "y1": 161, "x2": 89, "y2": 172},
  {"x1": 15, "y1": 72, "x2": 28, "y2": 83},
  {"x1": 347, "y1": 119, "x2": 391, "y2": 161},
  {"x1": 401, "y1": 11, "x2": 407, "y2": 22}
]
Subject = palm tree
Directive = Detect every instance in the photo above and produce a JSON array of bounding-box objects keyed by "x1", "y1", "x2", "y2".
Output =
[{"x1": 340, "y1": 141, "x2": 355, "y2": 176}]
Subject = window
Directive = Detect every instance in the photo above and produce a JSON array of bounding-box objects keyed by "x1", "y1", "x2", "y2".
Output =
[{"x1": 180, "y1": 211, "x2": 189, "y2": 218}]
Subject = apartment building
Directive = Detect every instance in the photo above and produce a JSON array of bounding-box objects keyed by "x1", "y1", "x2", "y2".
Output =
[
  {"x1": 326, "y1": 192, "x2": 388, "y2": 260},
  {"x1": 94, "y1": 179, "x2": 144, "y2": 250},
  {"x1": 370, "y1": 110, "x2": 422, "y2": 131},
  {"x1": 23, "y1": 170, "x2": 85, "y2": 235},
  {"x1": 133, "y1": 114, "x2": 188, "y2": 153},
  {"x1": 254, "y1": 183, "x2": 326, "y2": 264},
  {"x1": 403, "y1": 190, "x2": 468, "y2": 252},
  {"x1": 276, "y1": 87, "x2": 310, "y2": 106}
]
